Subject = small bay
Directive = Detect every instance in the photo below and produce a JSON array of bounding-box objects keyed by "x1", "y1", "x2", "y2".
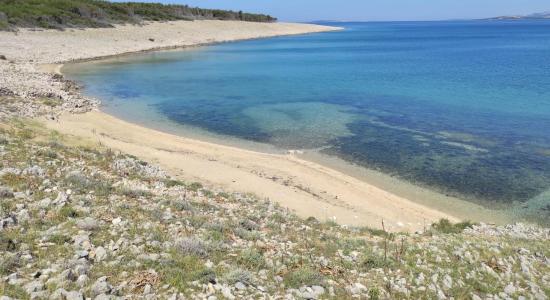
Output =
[{"x1": 64, "y1": 20, "x2": 550, "y2": 225}]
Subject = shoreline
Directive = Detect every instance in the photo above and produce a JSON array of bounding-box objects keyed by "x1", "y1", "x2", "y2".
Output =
[
  {"x1": 2, "y1": 20, "x2": 474, "y2": 231},
  {"x1": 45, "y1": 109, "x2": 459, "y2": 231}
]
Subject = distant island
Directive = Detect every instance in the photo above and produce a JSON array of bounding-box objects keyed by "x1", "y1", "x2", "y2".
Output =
[
  {"x1": 0, "y1": 0, "x2": 277, "y2": 30},
  {"x1": 487, "y1": 11, "x2": 550, "y2": 20}
]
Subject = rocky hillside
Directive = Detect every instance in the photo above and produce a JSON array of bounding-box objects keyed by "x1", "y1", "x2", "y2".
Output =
[
  {"x1": 0, "y1": 120, "x2": 549, "y2": 299},
  {"x1": 488, "y1": 11, "x2": 550, "y2": 20},
  {"x1": 0, "y1": 0, "x2": 277, "y2": 31}
]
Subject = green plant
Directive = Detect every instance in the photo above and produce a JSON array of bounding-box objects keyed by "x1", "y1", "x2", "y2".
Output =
[
  {"x1": 40, "y1": 97, "x2": 63, "y2": 107},
  {"x1": 118, "y1": 187, "x2": 152, "y2": 199},
  {"x1": 164, "y1": 179, "x2": 185, "y2": 188},
  {"x1": 175, "y1": 237, "x2": 209, "y2": 258},
  {"x1": 431, "y1": 219, "x2": 476, "y2": 234},
  {"x1": 188, "y1": 182, "x2": 203, "y2": 192},
  {"x1": 224, "y1": 268, "x2": 255, "y2": 286},
  {"x1": 368, "y1": 287, "x2": 380, "y2": 300},
  {"x1": 57, "y1": 205, "x2": 79, "y2": 220},
  {"x1": 237, "y1": 249, "x2": 265, "y2": 270},
  {"x1": 284, "y1": 267, "x2": 324, "y2": 288}
]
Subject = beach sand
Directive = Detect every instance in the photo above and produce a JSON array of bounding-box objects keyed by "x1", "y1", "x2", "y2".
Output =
[
  {"x1": 2, "y1": 20, "x2": 461, "y2": 231},
  {"x1": 46, "y1": 110, "x2": 457, "y2": 231}
]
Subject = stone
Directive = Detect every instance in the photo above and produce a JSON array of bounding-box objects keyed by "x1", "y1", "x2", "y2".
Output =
[
  {"x1": 91, "y1": 276, "x2": 112, "y2": 296},
  {"x1": 348, "y1": 282, "x2": 367, "y2": 295},
  {"x1": 61, "y1": 268, "x2": 78, "y2": 282},
  {"x1": 94, "y1": 246, "x2": 107, "y2": 262},
  {"x1": 221, "y1": 286, "x2": 235, "y2": 300},
  {"x1": 38, "y1": 197, "x2": 52, "y2": 209},
  {"x1": 504, "y1": 283, "x2": 516, "y2": 295},
  {"x1": 0, "y1": 11, "x2": 7, "y2": 22},
  {"x1": 30, "y1": 291, "x2": 49, "y2": 299},
  {"x1": 235, "y1": 282, "x2": 246, "y2": 290},
  {"x1": 0, "y1": 186, "x2": 14, "y2": 198},
  {"x1": 143, "y1": 284, "x2": 152, "y2": 295},
  {"x1": 77, "y1": 217, "x2": 99, "y2": 231},
  {"x1": 442, "y1": 275, "x2": 453, "y2": 290},
  {"x1": 64, "y1": 291, "x2": 84, "y2": 300},
  {"x1": 311, "y1": 285, "x2": 325, "y2": 296},
  {"x1": 22, "y1": 165, "x2": 46, "y2": 177},
  {"x1": 77, "y1": 274, "x2": 89, "y2": 287},
  {"x1": 16, "y1": 209, "x2": 31, "y2": 223},
  {"x1": 24, "y1": 280, "x2": 44, "y2": 294},
  {"x1": 53, "y1": 191, "x2": 69, "y2": 206},
  {"x1": 94, "y1": 294, "x2": 116, "y2": 300}
]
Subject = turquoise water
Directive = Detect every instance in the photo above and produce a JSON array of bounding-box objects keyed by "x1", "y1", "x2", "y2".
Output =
[{"x1": 65, "y1": 21, "x2": 550, "y2": 223}]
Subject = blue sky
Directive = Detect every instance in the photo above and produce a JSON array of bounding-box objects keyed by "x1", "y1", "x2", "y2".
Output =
[{"x1": 114, "y1": 0, "x2": 550, "y2": 22}]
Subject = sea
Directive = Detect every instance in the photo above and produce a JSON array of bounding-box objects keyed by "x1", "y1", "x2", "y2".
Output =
[{"x1": 63, "y1": 20, "x2": 550, "y2": 225}]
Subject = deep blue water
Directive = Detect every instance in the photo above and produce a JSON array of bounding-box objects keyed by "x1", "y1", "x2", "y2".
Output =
[{"x1": 65, "y1": 21, "x2": 550, "y2": 222}]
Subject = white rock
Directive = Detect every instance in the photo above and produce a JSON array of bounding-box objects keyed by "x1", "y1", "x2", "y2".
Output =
[
  {"x1": 504, "y1": 283, "x2": 516, "y2": 295},
  {"x1": 311, "y1": 285, "x2": 325, "y2": 296},
  {"x1": 38, "y1": 198, "x2": 52, "y2": 209},
  {"x1": 16, "y1": 209, "x2": 30, "y2": 223},
  {"x1": 95, "y1": 246, "x2": 107, "y2": 262},
  {"x1": 235, "y1": 282, "x2": 246, "y2": 290},
  {"x1": 91, "y1": 276, "x2": 112, "y2": 296},
  {"x1": 76, "y1": 217, "x2": 99, "y2": 231},
  {"x1": 442, "y1": 275, "x2": 452, "y2": 290}
]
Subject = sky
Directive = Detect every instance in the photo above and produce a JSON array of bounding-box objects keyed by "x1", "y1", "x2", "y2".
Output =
[{"x1": 113, "y1": 0, "x2": 550, "y2": 22}]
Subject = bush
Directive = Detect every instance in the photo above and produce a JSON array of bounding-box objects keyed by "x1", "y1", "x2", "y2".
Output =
[
  {"x1": 188, "y1": 182, "x2": 203, "y2": 192},
  {"x1": 64, "y1": 172, "x2": 112, "y2": 196},
  {"x1": 237, "y1": 249, "x2": 265, "y2": 270},
  {"x1": 57, "y1": 205, "x2": 79, "y2": 220},
  {"x1": 194, "y1": 268, "x2": 217, "y2": 284},
  {"x1": 360, "y1": 254, "x2": 393, "y2": 271},
  {"x1": 239, "y1": 219, "x2": 259, "y2": 231},
  {"x1": 175, "y1": 237, "x2": 209, "y2": 258},
  {"x1": 0, "y1": 186, "x2": 14, "y2": 198},
  {"x1": 224, "y1": 268, "x2": 255, "y2": 286},
  {"x1": 284, "y1": 267, "x2": 324, "y2": 288},
  {"x1": 164, "y1": 179, "x2": 185, "y2": 188},
  {"x1": 234, "y1": 227, "x2": 260, "y2": 241},
  {"x1": 431, "y1": 219, "x2": 476, "y2": 234},
  {"x1": 0, "y1": 254, "x2": 20, "y2": 276},
  {"x1": 172, "y1": 199, "x2": 193, "y2": 211},
  {"x1": 118, "y1": 187, "x2": 152, "y2": 199}
]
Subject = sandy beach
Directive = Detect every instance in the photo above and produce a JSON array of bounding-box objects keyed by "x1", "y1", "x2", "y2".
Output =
[{"x1": 1, "y1": 20, "x2": 462, "y2": 231}]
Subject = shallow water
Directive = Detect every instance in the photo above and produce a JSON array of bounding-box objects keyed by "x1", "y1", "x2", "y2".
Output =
[{"x1": 64, "y1": 20, "x2": 550, "y2": 224}]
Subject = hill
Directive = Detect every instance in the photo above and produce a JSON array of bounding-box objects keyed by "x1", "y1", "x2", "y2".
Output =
[
  {"x1": 0, "y1": 0, "x2": 277, "y2": 30},
  {"x1": 488, "y1": 11, "x2": 550, "y2": 20},
  {"x1": 0, "y1": 119, "x2": 548, "y2": 299}
]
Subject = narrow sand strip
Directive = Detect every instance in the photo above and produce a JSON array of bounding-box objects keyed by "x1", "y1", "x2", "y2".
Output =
[{"x1": 45, "y1": 111, "x2": 457, "y2": 231}]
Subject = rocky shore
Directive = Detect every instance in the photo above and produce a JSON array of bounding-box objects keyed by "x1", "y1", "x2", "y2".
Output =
[
  {"x1": 0, "y1": 20, "x2": 339, "y2": 121},
  {"x1": 0, "y1": 59, "x2": 98, "y2": 120}
]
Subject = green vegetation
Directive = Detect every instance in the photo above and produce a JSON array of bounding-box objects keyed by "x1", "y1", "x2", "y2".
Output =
[
  {"x1": 431, "y1": 218, "x2": 476, "y2": 234},
  {"x1": 284, "y1": 267, "x2": 325, "y2": 288},
  {"x1": 0, "y1": 0, "x2": 277, "y2": 30}
]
